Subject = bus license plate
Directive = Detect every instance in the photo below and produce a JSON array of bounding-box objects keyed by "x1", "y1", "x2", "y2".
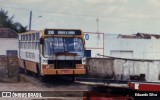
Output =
[{"x1": 61, "y1": 70, "x2": 69, "y2": 74}]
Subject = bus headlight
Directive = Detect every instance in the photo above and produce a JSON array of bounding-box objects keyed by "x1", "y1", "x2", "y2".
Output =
[
  {"x1": 82, "y1": 57, "x2": 86, "y2": 64},
  {"x1": 76, "y1": 64, "x2": 85, "y2": 69},
  {"x1": 42, "y1": 64, "x2": 54, "y2": 69}
]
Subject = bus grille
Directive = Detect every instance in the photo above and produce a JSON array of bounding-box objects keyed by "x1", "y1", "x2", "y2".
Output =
[{"x1": 48, "y1": 60, "x2": 81, "y2": 69}]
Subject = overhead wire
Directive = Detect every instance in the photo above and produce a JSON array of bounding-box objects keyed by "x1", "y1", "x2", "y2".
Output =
[{"x1": 0, "y1": 5, "x2": 99, "y2": 18}]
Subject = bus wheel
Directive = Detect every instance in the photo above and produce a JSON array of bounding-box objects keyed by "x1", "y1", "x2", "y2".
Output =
[
  {"x1": 39, "y1": 75, "x2": 46, "y2": 82},
  {"x1": 71, "y1": 75, "x2": 75, "y2": 82},
  {"x1": 18, "y1": 68, "x2": 25, "y2": 74},
  {"x1": 24, "y1": 67, "x2": 27, "y2": 75}
]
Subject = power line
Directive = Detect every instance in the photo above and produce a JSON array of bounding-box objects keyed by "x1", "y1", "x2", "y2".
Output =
[{"x1": 0, "y1": 5, "x2": 101, "y2": 18}]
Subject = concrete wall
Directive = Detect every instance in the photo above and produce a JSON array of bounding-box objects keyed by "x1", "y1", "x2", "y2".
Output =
[
  {"x1": 0, "y1": 56, "x2": 19, "y2": 82},
  {"x1": 0, "y1": 38, "x2": 18, "y2": 55},
  {"x1": 87, "y1": 58, "x2": 160, "y2": 82},
  {"x1": 104, "y1": 35, "x2": 160, "y2": 59}
]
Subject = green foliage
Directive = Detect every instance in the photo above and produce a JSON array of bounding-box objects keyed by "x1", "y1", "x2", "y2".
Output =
[{"x1": 0, "y1": 9, "x2": 27, "y2": 33}]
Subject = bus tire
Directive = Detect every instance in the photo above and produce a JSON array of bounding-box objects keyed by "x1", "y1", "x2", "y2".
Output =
[
  {"x1": 23, "y1": 61, "x2": 27, "y2": 74},
  {"x1": 39, "y1": 75, "x2": 46, "y2": 82},
  {"x1": 18, "y1": 67, "x2": 25, "y2": 74},
  {"x1": 71, "y1": 75, "x2": 75, "y2": 82},
  {"x1": 36, "y1": 64, "x2": 40, "y2": 78}
]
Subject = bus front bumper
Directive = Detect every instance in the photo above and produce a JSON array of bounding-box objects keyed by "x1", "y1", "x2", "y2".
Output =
[{"x1": 42, "y1": 69, "x2": 86, "y2": 75}]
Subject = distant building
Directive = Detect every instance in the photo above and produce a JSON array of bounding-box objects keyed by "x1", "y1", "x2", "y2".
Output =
[
  {"x1": 85, "y1": 32, "x2": 160, "y2": 60},
  {"x1": 0, "y1": 28, "x2": 18, "y2": 56}
]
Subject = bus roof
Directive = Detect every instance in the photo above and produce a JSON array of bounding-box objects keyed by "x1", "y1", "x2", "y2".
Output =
[{"x1": 18, "y1": 30, "x2": 42, "y2": 35}]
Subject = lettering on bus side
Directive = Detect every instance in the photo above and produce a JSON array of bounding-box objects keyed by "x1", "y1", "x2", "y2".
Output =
[{"x1": 25, "y1": 52, "x2": 35, "y2": 59}]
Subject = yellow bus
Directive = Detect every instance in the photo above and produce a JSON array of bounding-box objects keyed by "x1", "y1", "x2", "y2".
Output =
[{"x1": 18, "y1": 29, "x2": 86, "y2": 81}]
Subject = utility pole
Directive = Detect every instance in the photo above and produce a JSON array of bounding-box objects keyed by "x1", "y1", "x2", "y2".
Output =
[{"x1": 29, "y1": 11, "x2": 32, "y2": 30}]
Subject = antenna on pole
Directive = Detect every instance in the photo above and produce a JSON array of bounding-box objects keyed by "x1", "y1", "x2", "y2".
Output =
[
  {"x1": 96, "y1": 18, "x2": 99, "y2": 33},
  {"x1": 96, "y1": 18, "x2": 100, "y2": 45},
  {"x1": 29, "y1": 11, "x2": 32, "y2": 30}
]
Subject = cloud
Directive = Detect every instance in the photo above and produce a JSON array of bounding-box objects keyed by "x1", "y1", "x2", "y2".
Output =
[
  {"x1": 1, "y1": 0, "x2": 160, "y2": 34},
  {"x1": 147, "y1": 0, "x2": 160, "y2": 7},
  {"x1": 85, "y1": 0, "x2": 128, "y2": 5},
  {"x1": 85, "y1": 0, "x2": 115, "y2": 5},
  {"x1": 122, "y1": 0, "x2": 160, "y2": 19},
  {"x1": 10, "y1": 0, "x2": 44, "y2": 4}
]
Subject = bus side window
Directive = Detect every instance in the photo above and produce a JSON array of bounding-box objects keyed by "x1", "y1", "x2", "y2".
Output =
[
  {"x1": 32, "y1": 33, "x2": 35, "y2": 41},
  {"x1": 36, "y1": 33, "x2": 39, "y2": 40}
]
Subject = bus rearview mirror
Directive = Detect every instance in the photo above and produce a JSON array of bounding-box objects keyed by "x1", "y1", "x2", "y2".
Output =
[{"x1": 40, "y1": 38, "x2": 44, "y2": 44}]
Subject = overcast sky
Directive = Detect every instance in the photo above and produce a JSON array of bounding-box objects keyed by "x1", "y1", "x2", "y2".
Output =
[{"x1": 1, "y1": 0, "x2": 160, "y2": 34}]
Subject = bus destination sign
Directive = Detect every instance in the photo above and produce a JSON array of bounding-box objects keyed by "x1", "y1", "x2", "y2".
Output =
[{"x1": 44, "y1": 29, "x2": 82, "y2": 35}]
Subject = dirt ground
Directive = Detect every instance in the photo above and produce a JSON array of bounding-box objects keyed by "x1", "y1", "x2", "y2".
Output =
[
  {"x1": 0, "y1": 74, "x2": 88, "y2": 100},
  {"x1": 0, "y1": 56, "x2": 88, "y2": 100}
]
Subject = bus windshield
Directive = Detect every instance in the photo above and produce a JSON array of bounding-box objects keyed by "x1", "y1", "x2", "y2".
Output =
[{"x1": 44, "y1": 37, "x2": 84, "y2": 56}]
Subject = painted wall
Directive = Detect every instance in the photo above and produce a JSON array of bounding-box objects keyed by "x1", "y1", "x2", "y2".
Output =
[
  {"x1": 84, "y1": 32, "x2": 105, "y2": 57},
  {"x1": 104, "y1": 35, "x2": 160, "y2": 59},
  {"x1": 87, "y1": 58, "x2": 160, "y2": 82},
  {"x1": 0, "y1": 38, "x2": 18, "y2": 55}
]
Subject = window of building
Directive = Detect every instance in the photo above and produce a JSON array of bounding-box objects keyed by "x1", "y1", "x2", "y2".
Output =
[{"x1": 6, "y1": 50, "x2": 17, "y2": 56}]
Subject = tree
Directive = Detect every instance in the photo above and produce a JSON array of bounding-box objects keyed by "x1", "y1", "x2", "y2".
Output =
[{"x1": 0, "y1": 9, "x2": 27, "y2": 33}]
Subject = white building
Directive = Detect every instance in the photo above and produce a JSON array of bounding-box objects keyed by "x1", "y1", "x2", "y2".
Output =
[
  {"x1": 85, "y1": 32, "x2": 160, "y2": 60},
  {"x1": 0, "y1": 28, "x2": 18, "y2": 56},
  {"x1": 84, "y1": 32, "x2": 104, "y2": 57}
]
